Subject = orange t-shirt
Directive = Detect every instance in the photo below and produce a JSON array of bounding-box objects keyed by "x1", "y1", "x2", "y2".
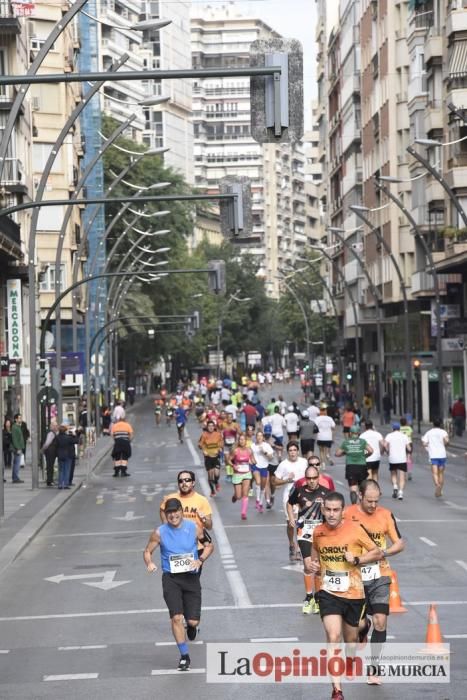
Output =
[
  {"x1": 342, "y1": 411, "x2": 355, "y2": 429},
  {"x1": 313, "y1": 519, "x2": 377, "y2": 599},
  {"x1": 344, "y1": 504, "x2": 402, "y2": 576}
]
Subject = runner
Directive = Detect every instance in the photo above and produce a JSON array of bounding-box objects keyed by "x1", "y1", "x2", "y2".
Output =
[
  {"x1": 110, "y1": 417, "x2": 133, "y2": 477},
  {"x1": 228, "y1": 433, "x2": 255, "y2": 520},
  {"x1": 251, "y1": 429, "x2": 274, "y2": 512},
  {"x1": 335, "y1": 425, "x2": 373, "y2": 504},
  {"x1": 314, "y1": 405, "x2": 336, "y2": 469},
  {"x1": 344, "y1": 479, "x2": 405, "y2": 685},
  {"x1": 143, "y1": 498, "x2": 214, "y2": 671},
  {"x1": 175, "y1": 404, "x2": 188, "y2": 444},
  {"x1": 400, "y1": 417, "x2": 414, "y2": 481},
  {"x1": 273, "y1": 441, "x2": 308, "y2": 561},
  {"x1": 359, "y1": 421, "x2": 384, "y2": 482},
  {"x1": 304, "y1": 492, "x2": 382, "y2": 700},
  {"x1": 284, "y1": 405, "x2": 300, "y2": 440},
  {"x1": 154, "y1": 396, "x2": 163, "y2": 426},
  {"x1": 383, "y1": 422, "x2": 411, "y2": 500},
  {"x1": 264, "y1": 424, "x2": 279, "y2": 509},
  {"x1": 269, "y1": 405, "x2": 286, "y2": 453},
  {"x1": 222, "y1": 413, "x2": 240, "y2": 483},
  {"x1": 341, "y1": 405, "x2": 356, "y2": 436},
  {"x1": 421, "y1": 418, "x2": 449, "y2": 497},
  {"x1": 198, "y1": 420, "x2": 223, "y2": 497},
  {"x1": 307, "y1": 455, "x2": 335, "y2": 491},
  {"x1": 299, "y1": 409, "x2": 316, "y2": 457},
  {"x1": 287, "y1": 463, "x2": 329, "y2": 614}
]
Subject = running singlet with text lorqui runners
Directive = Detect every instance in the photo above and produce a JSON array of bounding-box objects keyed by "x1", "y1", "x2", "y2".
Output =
[
  {"x1": 313, "y1": 520, "x2": 376, "y2": 599},
  {"x1": 344, "y1": 504, "x2": 402, "y2": 578}
]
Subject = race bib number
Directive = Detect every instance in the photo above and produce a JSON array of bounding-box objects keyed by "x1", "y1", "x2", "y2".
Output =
[
  {"x1": 323, "y1": 570, "x2": 350, "y2": 593},
  {"x1": 235, "y1": 462, "x2": 250, "y2": 474},
  {"x1": 169, "y1": 553, "x2": 195, "y2": 573},
  {"x1": 225, "y1": 437, "x2": 235, "y2": 445},
  {"x1": 297, "y1": 519, "x2": 321, "y2": 542},
  {"x1": 176, "y1": 422, "x2": 184, "y2": 428},
  {"x1": 361, "y1": 563, "x2": 381, "y2": 582}
]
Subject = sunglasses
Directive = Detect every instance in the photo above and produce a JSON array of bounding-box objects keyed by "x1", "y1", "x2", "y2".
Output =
[
  {"x1": 308, "y1": 462, "x2": 320, "y2": 466},
  {"x1": 306, "y1": 475, "x2": 319, "y2": 480},
  {"x1": 178, "y1": 478, "x2": 193, "y2": 484}
]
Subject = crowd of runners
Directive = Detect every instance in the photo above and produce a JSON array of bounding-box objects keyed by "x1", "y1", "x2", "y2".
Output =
[{"x1": 144, "y1": 375, "x2": 450, "y2": 697}]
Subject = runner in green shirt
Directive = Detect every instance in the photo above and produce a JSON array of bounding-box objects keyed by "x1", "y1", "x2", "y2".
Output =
[{"x1": 335, "y1": 425, "x2": 373, "y2": 504}]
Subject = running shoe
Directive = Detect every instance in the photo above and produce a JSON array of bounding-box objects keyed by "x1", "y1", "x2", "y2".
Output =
[
  {"x1": 408, "y1": 474, "x2": 412, "y2": 481},
  {"x1": 178, "y1": 654, "x2": 191, "y2": 671},
  {"x1": 248, "y1": 488, "x2": 254, "y2": 497},
  {"x1": 241, "y1": 514, "x2": 247, "y2": 520},
  {"x1": 232, "y1": 495, "x2": 237, "y2": 503},
  {"x1": 311, "y1": 598, "x2": 320, "y2": 614},
  {"x1": 266, "y1": 501, "x2": 272, "y2": 510},
  {"x1": 398, "y1": 490, "x2": 404, "y2": 500},
  {"x1": 392, "y1": 487, "x2": 398, "y2": 499},
  {"x1": 302, "y1": 598, "x2": 314, "y2": 615},
  {"x1": 186, "y1": 625, "x2": 197, "y2": 641},
  {"x1": 255, "y1": 500, "x2": 261, "y2": 511},
  {"x1": 270, "y1": 495, "x2": 275, "y2": 505},
  {"x1": 331, "y1": 688, "x2": 344, "y2": 700},
  {"x1": 257, "y1": 504, "x2": 264, "y2": 513}
]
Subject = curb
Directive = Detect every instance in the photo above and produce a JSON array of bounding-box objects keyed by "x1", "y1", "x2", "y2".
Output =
[{"x1": 0, "y1": 442, "x2": 111, "y2": 578}]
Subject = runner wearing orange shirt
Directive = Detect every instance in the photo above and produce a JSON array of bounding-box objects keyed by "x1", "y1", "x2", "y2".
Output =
[
  {"x1": 304, "y1": 491, "x2": 382, "y2": 700},
  {"x1": 344, "y1": 479, "x2": 405, "y2": 685},
  {"x1": 198, "y1": 420, "x2": 224, "y2": 497}
]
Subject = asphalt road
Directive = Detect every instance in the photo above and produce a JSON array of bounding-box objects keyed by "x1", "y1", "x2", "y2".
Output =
[{"x1": 0, "y1": 385, "x2": 465, "y2": 699}]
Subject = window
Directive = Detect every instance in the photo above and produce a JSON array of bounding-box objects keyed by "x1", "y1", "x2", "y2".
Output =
[{"x1": 39, "y1": 264, "x2": 66, "y2": 293}]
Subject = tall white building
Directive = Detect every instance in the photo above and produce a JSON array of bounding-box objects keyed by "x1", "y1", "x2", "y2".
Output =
[
  {"x1": 191, "y1": 4, "x2": 309, "y2": 296},
  {"x1": 97, "y1": 0, "x2": 194, "y2": 182}
]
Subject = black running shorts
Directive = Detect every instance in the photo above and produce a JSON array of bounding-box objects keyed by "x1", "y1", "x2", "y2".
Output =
[
  {"x1": 162, "y1": 572, "x2": 202, "y2": 620},
  {"x1": 316, "y1": 589, "x2": 366, "y2": 627}
]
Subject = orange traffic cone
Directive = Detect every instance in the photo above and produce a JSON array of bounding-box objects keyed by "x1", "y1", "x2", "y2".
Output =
[
  {"x1": 419, "y1": 604, "x2": 450, "y2": 654},
  {"x1": 389, "y1": 571, "x2": 407, "y2": 613}
]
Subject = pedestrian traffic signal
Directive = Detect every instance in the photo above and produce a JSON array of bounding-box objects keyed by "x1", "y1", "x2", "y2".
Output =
[
  {"x1": 413, "y1": 359, "x2": 421, "y2": 369},
  {"x1": 207, "y1": 260, "x2": 226, "y2": 295},
  {"x1": 346, "y1": 372, "x2": 353, "y2": 381},
  {"x1": 219, "y1": 176, "x2": 252, "y2": 237}
]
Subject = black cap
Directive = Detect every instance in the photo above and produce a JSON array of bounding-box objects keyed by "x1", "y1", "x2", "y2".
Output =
[{"x1": 164, "y1": 497, "x2": 182, "y2": 513}]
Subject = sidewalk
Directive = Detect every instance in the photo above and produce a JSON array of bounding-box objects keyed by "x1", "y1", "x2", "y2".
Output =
[{"x1": 0, "y1": 431, "x2": 112, "y2": 578}]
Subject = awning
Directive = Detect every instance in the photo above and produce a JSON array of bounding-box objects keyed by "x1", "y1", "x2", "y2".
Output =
[{"x1": 449, "y1": 40, "x2": 467, "y2": 80}]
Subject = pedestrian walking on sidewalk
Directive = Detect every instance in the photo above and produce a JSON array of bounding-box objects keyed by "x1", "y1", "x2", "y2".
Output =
[
  {"x1": 11, "y1": 414, "x2": 25, "y2": 483},
  {"x1": 40, "y1": 423, "x2": 58, "y2": 486},
  {"x1": 143, "y1": 497, "x2": 214, "y2": 671},
  {"x1": 3, "y1": 418, "x2": 12, "y2": 471},
  {"x1": 450, "y1": 397, "x2": 465, "y2": 437}
]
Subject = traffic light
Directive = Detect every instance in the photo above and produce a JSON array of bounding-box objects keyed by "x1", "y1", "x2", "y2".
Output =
[
  {"x1": 413, "y1": 359, "x2": 421, "y2": 370},
  {"x1": 249, "y1": 37, "x2": 304, "y2": 143},
  {"x1": 219, "y1": 176, "x2": 252, "y2": 237},
  {"x1": 346, "y1": 371, "x2": 353, "y2": 381},
  {"x1": 191, "y1": 310, "x2": 200, "y2": 331},
  {"x1": 207, "y1": 260, "x2": 226, "y2": 295},
  {"x1": 38, "y1": 359, "x2": 48, "y2": 388}
]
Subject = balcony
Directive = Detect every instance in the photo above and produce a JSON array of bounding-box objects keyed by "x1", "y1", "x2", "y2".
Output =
[
  {"x1": 425, "y1": 35, "x2": 442, "y2": 63},
  {"x1": 446, "y1": 10, "x2": 467, "y2": 37},
  {"x1": 344, "y1": 259, "x2": 360, "y2": 284},
  {"x1": 0, "y1": 1, "x2": 21, "y2": 35},
  {"x1": 1, "y1": 157, "x2": 28, "y2": 194},
  {"x1": 411, "y1": 270, "x2": 460, "y2": 296},
  {"x1": 424, "y1": 100, "x2": 443, "y2": 133}
]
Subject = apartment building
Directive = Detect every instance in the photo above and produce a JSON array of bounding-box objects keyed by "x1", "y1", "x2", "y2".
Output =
[
  {"x1": 191, "y1": 5, "x2": 309, "y2": 297},
  {"x1": 0, "y1": 2, "x2": 32, "y2": 418}
]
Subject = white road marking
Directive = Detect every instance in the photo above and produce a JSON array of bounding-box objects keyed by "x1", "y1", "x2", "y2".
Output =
[
  {"x1": 186, "y1": 431, "x2": 252, "y2": 608},
  {"x1": 45, "y1": 570, "x2": 131, "y2": 591},
  {"x1": 455, "y1": 560, "x2": 467, "y2": 572},
  {"x1": 419, "y1": 537, "x2": 437, "y2": 547},
  {"x1": 58, "y1": 645, "x2": 107, "y2": 651},
  {"x1": 281, "y1": 564, "x2": 303, "y2": 573},
  {"x1": 151, "y1": 668, "x2": 205, "y2": 676},
  {"x1": 0, "y1": 650, "x2": 10, "y2": 654},
  {"x1": 224, "y1": 523, "x2": 284, "y2": 528},
  {"x1": 445, "y1": 634, "x2": 467, "y2": 639},
  {"x1": 40, "y1": 529, "x2": 152, "y2": 538},
  {"x1": 112, "y1": 511, "x2": 145, "y2": 521},
  {"x1": 396, "y1": 519, "x2": 467, "y2": 523},
  {"x1": 44, "y1": 673, "x2": 99, "y2": 681},
  {"x1": 444, "y1": 501, "x2": 467, "y2": 511},
  {"x1": 251, "y1": 637, "x2": 298, "y2": 642},
  {"x1": 4, "y1": 600, "x2": 467, "y2": 622},
  {"x1": 335, "y1": 480, "x2": 344, "y2": 486}
]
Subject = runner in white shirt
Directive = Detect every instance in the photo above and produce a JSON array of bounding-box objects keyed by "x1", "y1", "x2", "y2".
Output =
[
  {"x1": 308, "y1": 401, "x2": 320, "y2": 421},
  {"x1": 284, "y1": 406, "x2": 300, "y2": 439},
  {"x1": 383, "y1": 423, "x2": 410, "y2": 500},
  {"x1": 225, "y1": 403, "x2": 237, "y2": 420},
  {"x1": 360, "y1": 421, "x2": 384, "y2": 482},
  {"x1": 251, "y1": 430, "x2": 274, "y2": 512},
  {"x1": 269, "y1": 407, "x2": 286, "y2": 452},
  {"x1": 313, "y1": 407, "x2": 336, "y2": 469},
  {"x1": 273, "y1": 441, "x2": 308, "y2": 561},
  {"x1": 422, "y1": 418, "x2": 449, "y2": 498}
]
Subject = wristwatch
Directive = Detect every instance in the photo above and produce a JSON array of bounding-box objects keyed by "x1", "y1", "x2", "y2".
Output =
[{"x1": 353, "y1": 556, "x2": 360, "y2": 566}]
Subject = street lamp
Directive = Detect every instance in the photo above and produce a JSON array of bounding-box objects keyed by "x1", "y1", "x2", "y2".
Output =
[{"x1": 216, "y1": 290, "x2": 251, "y2": 379}]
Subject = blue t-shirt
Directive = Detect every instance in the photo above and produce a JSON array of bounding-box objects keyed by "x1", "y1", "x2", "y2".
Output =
[
  {"x1": 160, "y1": 520, "x2": 198, "y2": 574},
  {"x1": 175, "y1": 407, "x2": 187, "y2": 425}
]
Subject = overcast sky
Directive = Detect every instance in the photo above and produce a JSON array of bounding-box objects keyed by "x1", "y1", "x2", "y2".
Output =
[{"x1": 192, "y1": 0, "x2": 318, "y2": 126}]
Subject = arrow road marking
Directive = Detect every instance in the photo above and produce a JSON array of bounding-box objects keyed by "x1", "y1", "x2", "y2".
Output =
[
  {"x1": 45, "y1": 570, "x2": 131, "y2": 591},
  {"x1": 281, "y1": 564, "x2": 303, "y2": 573},
  {"x1": 113, "y1": 511, "x2": 145, "y2": 521},
  {"x1": 445, "y1": 501, "x2": 467, "y2": 511}
]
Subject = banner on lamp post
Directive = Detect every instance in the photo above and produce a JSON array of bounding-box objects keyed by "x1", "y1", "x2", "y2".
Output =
[{"x1": 7, "y1": 279, "x2": 23, "y2": 360}]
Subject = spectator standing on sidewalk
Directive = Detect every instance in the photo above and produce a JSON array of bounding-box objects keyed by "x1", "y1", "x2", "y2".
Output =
[
  {"x1": 2, "y1": 418, "x2": 12, "y2": 472},
  {"x1": 41, "y1": 423, "x2": 58, "y2": 486},
  {"x1": 11, "y1": 414, "x2": 25, "y2": 483},
  {"x1": 451, "y1": 397, "x2": 466, "y2": 437},
  {"x1": 382, "y1": 393, "x2": 392, "y2": 425}
]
